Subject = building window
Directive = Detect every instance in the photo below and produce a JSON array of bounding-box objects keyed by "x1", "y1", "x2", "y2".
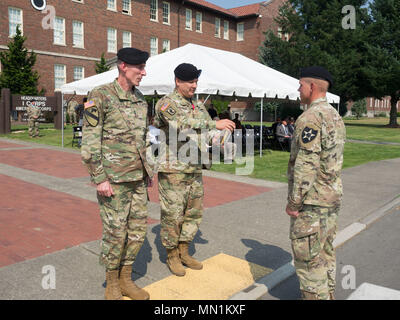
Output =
[
  {"x1": 122, "y1": 0, "x2": 131, "y2": 14},
  {"x1": 73, "y1": 66, "x2": 84, "y2": 81},
  {"x1": 150, "y1": 0, "x2": 158, "y2": 21},
  {"x1": 215, "y1": 18, "x2": 221, "y2": 38},
  {"x1": 54, "y1": 17, "x2": 66, "y2": 45},
  {"x1": 107, "y1": 0, "x2": 116, "y2": 11},
  {"x1": 72, "y1": 21, "x2": 84, "y2": 48},
  {"x1": 54, "y1": 64, "x2": 66, "y2": 90},
  {"x1": 162, "y1": 2, "x2": 170, "y2": 24},
  {"x1": 278, "y1": 27, "x2": 289, "y2": 41},
  {"x1": 162, "y1": 39, "x2": 170, "y2": 52},
  {"x1": 237, "y1": 22, "x2": 244, "y2": 41},
  {"x1": 195, "y1": 12, "x2": 202, "y2": 32},
  {"x1": 185, "y1": 9, "x2": 192, "y2": 30},
  {"x1": 150, "y1": 37, "x2": 158, "y2": 56},
  {"x1": 107, "y1": 27, "x2": 117, "y2": 53},
  {"x1": 8, "y1": 7, "x2": 23, "y2": 37},
  {"x1": 223, "y1": 20, "x2": 229, "y2": 40},
  {"x1": 122, "y1": 31, "x2": 131, "y2": 48}
]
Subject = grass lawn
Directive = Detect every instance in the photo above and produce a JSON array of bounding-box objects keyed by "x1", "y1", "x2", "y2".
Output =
[
  {"x1": 344, "y1": 117, "x2": 400, "y2": 143},
  {"x1": 2, "y1": 119, "x2": 400, "y2": 183},
  {"x1": 211, "y1": 142, "x2": 400, "y2": 183},
  {"x1": 1, "y1": 123, "x2": 78, "y2": 149}
]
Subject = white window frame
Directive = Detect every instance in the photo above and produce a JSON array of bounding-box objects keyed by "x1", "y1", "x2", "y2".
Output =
[
  {"x1": 150, "y1": 37, "x2": 158, "y2": 56},
  {"x1": 162, "y1": 39, "x2": 170, "y2": 52},
  {"x1": 107, "y1": 27, "x2": 117, "y2": 53},
  {"x1": 215, "y1": 17, "x2": 221, "y2": 38},
  {"x1": 107, "y1": 0, "x2": 117, "y2": 11},
  {"x1": 72, "y1": 20, "x2": 84, "y2": 48},
  {"x1": 150, "y1": 0, "x2": 158, "y2": 21},
  {"x1": 8, "y1": 7, "x2": 23, "y2": 37},
  {"x1": 162, "y1": 2, "x2": 170, "y2": 25},
  {"x1": 195, "y1": 12, "x2": 202, "y2": 33},
  {"x1": 185, "y1": 9, "x2": 192, "y2": 30},
  {"x1": 53, "y1": 17, "x2": 66, "y2": 45},
  {"x1": 223, "y1": 20, "x2": 229, "y2": 40},
  {"x1": 122, "y1": 31, "x2": 132, "y2": 48},
  {"x1": 237, "y1": 22, "x2": 244, "y2": 41},
  {"x1": 54, "y1": 64, "x2": 66, "y2": 91},
  {"x1": 122, "y1": 0, "x2": 131, "y2": 15},
  {"x1": 73, "y1": 66, "x2": 85, "y2": 81}
]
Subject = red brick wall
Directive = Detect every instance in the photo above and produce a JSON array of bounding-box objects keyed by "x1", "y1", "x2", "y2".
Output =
[{"x1": 0, "y1": 0, "x2": 287, "y2": 95}]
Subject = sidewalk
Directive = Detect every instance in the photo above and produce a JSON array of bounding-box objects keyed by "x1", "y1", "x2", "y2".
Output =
[{"x1": 0, "y1": 137, "x2": 399, "y2": 300}]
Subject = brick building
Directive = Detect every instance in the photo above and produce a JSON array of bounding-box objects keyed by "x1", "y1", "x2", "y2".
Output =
[
  {"x1": 347, "y1": 97, "x2": 400, "y2": 118},
  {"x1": 0, "y1": 0, "x2": 287, "y2": 96}
]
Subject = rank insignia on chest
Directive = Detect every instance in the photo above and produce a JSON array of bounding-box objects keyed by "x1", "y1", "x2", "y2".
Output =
[
  {"x1": 84, "y1": 106, "x2": 99, "y2": 127},
  {"x1": 301, "y1": 126, "x2": 318, "y2": 144}
]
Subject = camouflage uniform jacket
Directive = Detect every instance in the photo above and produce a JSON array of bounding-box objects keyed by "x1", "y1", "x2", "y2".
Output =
[
  {"x1": 154, "y1": 89, "x2": 216, "y2": 173},
  {"x1": 287, "y1": 97, "x2": 346, "y2": 211},
  {"x1": 27, "y1": 105, "x2": 42, "y2": 119},
  {"x1": 81, "y1": 79, "x2": 153, "y2": 184},
  {"x1": 68, "y1": 100, "x2": 78, "y2": 113}
]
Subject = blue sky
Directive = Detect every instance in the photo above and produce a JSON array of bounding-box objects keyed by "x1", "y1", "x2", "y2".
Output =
[{"x1": 207, "y1": 0, "x2": 264, "y2": 9}]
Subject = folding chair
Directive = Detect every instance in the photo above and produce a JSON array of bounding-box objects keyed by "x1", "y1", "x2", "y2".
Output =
[{"x1": 72, "y1": 126, "x2": 83, "y2": 148}]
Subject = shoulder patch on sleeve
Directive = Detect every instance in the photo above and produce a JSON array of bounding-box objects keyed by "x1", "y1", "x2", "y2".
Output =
[
  {"x1": 84, "y1": 100, "x2": 96, "y2": 109},
  {"x1": 84, "y1": 105, "x2": 99, "y2": 127},
  {"x1": 160, "y1": 102, "x2": 170, "y2": 111},
  {"x1": 299, "y1": 123, "x2": 320, "y2": 151},
  {"x1": 301, "y1": 126, "x2": 318, "y2": 144}
]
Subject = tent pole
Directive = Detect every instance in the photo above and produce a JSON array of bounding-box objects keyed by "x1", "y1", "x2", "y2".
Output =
[{"x1": 260, "y1": 97, "x2": 263, "y2": 158}]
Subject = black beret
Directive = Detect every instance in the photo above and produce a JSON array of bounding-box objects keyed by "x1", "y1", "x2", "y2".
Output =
[
  {"x1": 174, "y1": 63, "x2": 202, "y2": 81},
  {"x1": 117, "y1": 47, "x2": 149, "y2": 65},
  {"x1": 300, "y1": 66, "x2": 333, "y2": 88}
]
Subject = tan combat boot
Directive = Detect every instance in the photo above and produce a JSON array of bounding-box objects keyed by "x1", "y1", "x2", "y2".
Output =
[
  {"x1": 105, "y1": 269, "x2": 123, "y2": 300},
  {"x1": 119, "y1": 265, "x2": 150, "y2": 300},
  {"x1": 178, "y1": 242, "x2": 203, "y2": 270},
  {"x1": 166, "y1": 248, "x2": 186, "y2": 276}
]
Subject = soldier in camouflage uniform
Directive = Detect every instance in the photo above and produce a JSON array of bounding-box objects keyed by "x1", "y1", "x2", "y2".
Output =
[
  {"x1": 26, "y1": 104, "x2": 42, "y2": 138},
  {"x1": 286, "y1": 66, "x2": 346, "y2": 300},
  {"x1": 67, "y1": 99, "x2": 79, "y2": 125},
  {"x1": 81, "y1": 48, "x2": 154, "y2": 300},
  {"x1": 153, "y1": 63, "x2": 235, "y2": 276}
]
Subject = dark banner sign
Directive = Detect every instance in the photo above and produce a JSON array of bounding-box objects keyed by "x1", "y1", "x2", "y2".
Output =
[{"x1": 11, "y1": 95, "x2": 57, "y2": 112}]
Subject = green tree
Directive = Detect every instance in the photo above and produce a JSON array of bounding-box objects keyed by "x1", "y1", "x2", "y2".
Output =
[
  {"x1": 259, "y1": 0, "x2": 371, "y2": 116},
  {"x1": 95, "y1": 53, "x2": 111, "y2": 74},
  {"x1": 362, "y1": 0, "x2": 400, "y2": 127},
  {"x1": 351, "y1": 98, "x2": 367, "y2": 119},
  {"x1": 0, "y1": 26, "x2": 41, "y2": 95}
]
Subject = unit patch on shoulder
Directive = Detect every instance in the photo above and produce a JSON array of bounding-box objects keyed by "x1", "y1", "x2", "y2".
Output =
[
  {"x1": 301, "y1": 126, "x2": 318, "y2": 144},
  {"x1": 166, "y1": 107, "x2": 176, "y2": 116},
  {"x1": 84, "y1": 104, "x2": 99, "y2": 127}
]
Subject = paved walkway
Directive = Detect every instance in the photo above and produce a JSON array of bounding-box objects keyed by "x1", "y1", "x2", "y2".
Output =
[{"x1": 0, "y1": 137, "x2": 399, "y2": 300}]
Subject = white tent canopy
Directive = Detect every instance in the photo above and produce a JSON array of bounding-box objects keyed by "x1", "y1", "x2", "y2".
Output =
[{"x1": 61, "y1": 43, "x2": 340, "y2": 104}]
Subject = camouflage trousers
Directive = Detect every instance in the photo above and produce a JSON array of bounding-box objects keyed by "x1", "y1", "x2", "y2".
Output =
[
  {"x1": 158, "y1": 172, "x2": 203, "y2": 249},
  {"x1": 290, "y1": 204, "x2": 339, "y2": 300},
  {"x1": 97, "y1": 180, "x2": 148, "y2": 271},
  {"x1": 68, "y1": 111, "x2": 78, "y2": 124},
  {"x1": 28, "y1": 119, "x2": 39, "y2": 137}
]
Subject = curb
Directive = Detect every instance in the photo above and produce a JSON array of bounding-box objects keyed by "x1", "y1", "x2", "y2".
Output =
[{"x1": 229, "y1": 194, "x2": 400, "y2": 300}]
